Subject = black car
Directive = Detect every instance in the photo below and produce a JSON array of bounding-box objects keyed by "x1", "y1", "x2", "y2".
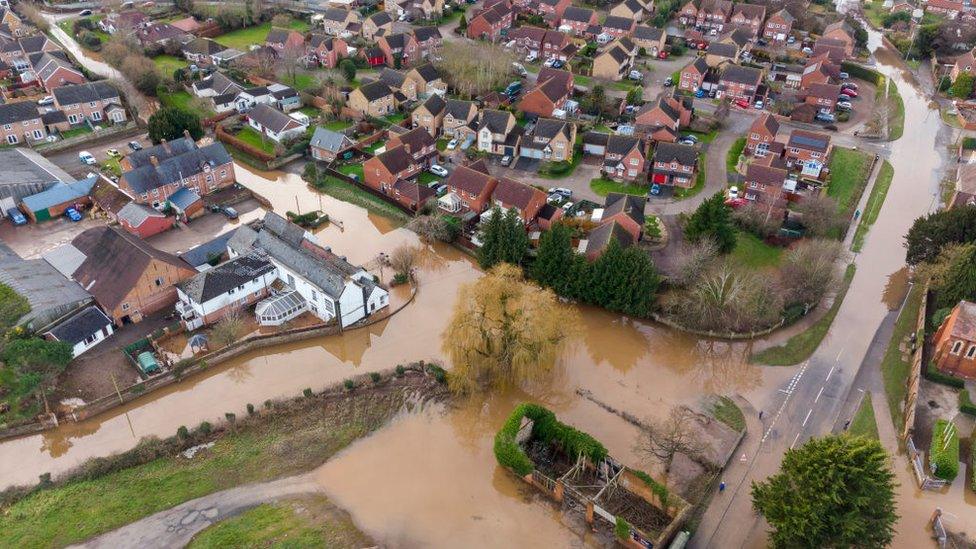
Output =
[
  {"x1": 219, "y1": 206, "x2": 239, "y2": 219},
  {"x1": 128, "y1": 141, "x2": 143, "y2": 151}
]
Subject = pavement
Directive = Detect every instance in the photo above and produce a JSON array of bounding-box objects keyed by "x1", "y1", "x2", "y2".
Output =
[{"x1": 71, "y1": 474, "x2": 321, "y2": 549}]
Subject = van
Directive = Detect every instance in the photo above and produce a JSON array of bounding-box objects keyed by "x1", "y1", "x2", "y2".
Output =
[{"x1": 505, "y1": 81, "x2": 522, "y2": 97}]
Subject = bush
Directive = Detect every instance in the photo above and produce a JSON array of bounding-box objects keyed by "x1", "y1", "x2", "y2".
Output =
[
  {"x1": 395, "y1": 364, "x2": 405, "y2": 377},
  {"x1": 493, "y1": 403, "x2": 608, "y2": 476},
  {"x1": 176, "y1": 426, "x2": 189, "y2": 439},
  {"x1": 615, "y1": 516, "x2": 631, "y2": 540},
  {"x1": 929, "y1": 419, "x2": 960, "y2": 481},
  {"x1": 344, "y1": 379, "x2": 356, "y2": 390},
  {"x1": 198, "y1": 421, "x2": 212, "y2": 434},
  {"x1": 923, "y1": 361, "x2": 965, "y2": 389},
  {"x1": 427, "y1": 364, "x2": 447, "y2": 383},
  {"x1": 960, "y1": 390, "x2": 976, "y2": 417},
  {"x1": 224, "y1": 412, "x2": 236, "y2": 423},
  {"x1": 246, "y1": 403, "x2": 255, "y2": 415},
  {"x1": 370, "y1": 372, "x2": 382, "y2": 384},
  {"x1": 303, "y1": 388, "x2": 313, "y2": 398}
]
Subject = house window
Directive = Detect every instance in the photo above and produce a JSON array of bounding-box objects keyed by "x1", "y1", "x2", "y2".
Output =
[
  {"x1": 968, "y1": 345, "x2": 976, "y2": 359},
  {"x1": 89, "y1": 101, "x2": 97, "y2": 108},
  {"x1": 629, "y1": 158, "x2": 638, "y2": 166},
  {"x1": 91, "y1": 111, "x2": 102, "y2": 121},
  {"x1": 6, "y1": 135, "x2": 16, "y2": 144},
  {"x1": 32, "y1": 129, "x2": 42, "y2": 139},
  {"x1": 154, "y1": 277, "x2": 164, "y2": 286},
  {"x1": 952, "y1": 340, "x2": 964, "y2": 354},
  {"x1": 68, "y1": 114, "x2": 80, "y2": 124},
  {"x1": 112, "y1": 111, "x2": 124, "y2": 123},
  {"x1": 83, "y1": 332, "x2": 99, "y2": 345},
  {"x1": 21, "y1": 120, "x2": 28, "y2": 127},
  {"x1": 121, "y1": 303, "x2": 130, "y2": 311},
  {"x1": 2, "y1": 123, "x2": 10, "y2": 130}
]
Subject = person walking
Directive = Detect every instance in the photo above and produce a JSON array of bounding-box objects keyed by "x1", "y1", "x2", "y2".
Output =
[{"x1": 719, "y1": 481, "x2": 726, "y2": 492}]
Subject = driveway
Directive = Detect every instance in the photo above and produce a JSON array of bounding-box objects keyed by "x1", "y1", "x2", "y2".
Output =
[
  {"x1": 146, "y1": 199, "x2": 267, "y2": 256},
  {"x1": 486, "y1": 155, "x2": 605, "y2": 203},
  {"x1": 0, "y1": 215, "x2": 103, "y2": 259},
  {"x1": 45, "y1": 131, "x2": 151, "y2": 180}
]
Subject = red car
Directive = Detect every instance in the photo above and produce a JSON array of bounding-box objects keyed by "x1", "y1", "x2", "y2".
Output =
[
  {"x1": 840, "y1": 88, "x2": 858, "y2": 98},
  {"x1": 734, "y1": 99, "x2": 750, "y2": 108},
  {"x1": 658, "y1": 50, "x2": 669, "y2": 59}
]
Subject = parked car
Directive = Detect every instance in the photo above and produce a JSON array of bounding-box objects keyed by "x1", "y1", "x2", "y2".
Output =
[
  {"x1": 65, "y1": 207, "x2": 82, "y2": 222},
  {"x1": 836, "y1": 101, "x2": 853, "y2": 111},
  {"x1": 787, "y1": 35, "x2": 796, "y2": 44},
  {"x1": 801, "y1": 46, "x2": 813, "y2": 55},
  {"x1": 78, "y1": 151, "x2": 96, "y2": 165},
  {"x1": 37, "y1": 96, "x2": 54, "y2": 106},
  {"x1": 547, "y1": 187, "x2": 572, "y2": 197},
  {"x1": 754, "y1": 100, "x2": 764, "y2": 109},
  {"x1": 78, "y1": 9, "x2": 93, "y2": 15},
  {"x1": 695, "y1": 88, "x2": 706, "y2": 98},
  {"x1": 658, "y1": 50, "x2": 669, "y2": 59},
  {"x1": 106, "y1": 148, "x2": 121, "y2": 158},
  {"x1": 734, "y1": 99, "x2": 750, "y2": 108},
  {"x1": 128, "y1": 141, "x2": 143, "y2": 151},
  {"x1": 500, "y1": 155, "x2": 513, "y2": 166},
  {"x1": 841, "y1": 82, "x2": 859, "y2": 91},
  {"x1": 544, "y1": 57, "x2": 556, "y2": 68},
  {"x1": 446, "y1": 138, "x2": 459, "y2": 150},
  {"x1": 561, "y1": 201, "x2": 575, "y2": 211},
  {"x1": 219, "y1": 206, "x2": 239, "y2": 219},
  {"x1": 664, "y1": 76, "x2": 674, "y2": 87},
  {"x1": 628, "y1": 70, "x2": 643, "y2": 81},
  {"x1": 525, "y1": 51, "x2": 538, "y2": 63},
  {"x1": 815, "y1": 112, "x2": 836, "y2": 123},
  {"x1": 727, "y1": 186, "x2": 739, "y2": 200},
  {"x1": 681, "y1": 134, "x2": 698, "y2": 143},
  {"x1": 6, "y1": 208, "x2": 26, "y2": 225},
  {"x1": 551, "y1": 60, "x2": 564, "y2": 69},
  {"x1": 678, "y1": 137, "x2": 696, "y2": 145},
  {"x1": 649, "y1": 183, "x2": 661, "y2": 196},
  {"x1": 429, "y1": 164, "x2": 449, "y2": 177},
  {"x1": 512, "y1": 62, "x2": 527, "y2": 77},
  {"x1": 839, "y1": 71, "x2": 850, "y2": 80},
  {"x1": 436, "y1": 184, "x2": 448, "y2": 195},
  {"x1": 840, "y1": 88, "x2": 858, "y2": 98}
]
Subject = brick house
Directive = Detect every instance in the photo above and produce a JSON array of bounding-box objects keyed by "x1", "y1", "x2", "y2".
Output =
[
  {"x1": 477, "y1": 109, "x2": 522, "y2": 157},
  {"x1": 58, "y1": 226, "x2": 196, "y2": 324},
  {"x1": 800, "y1": 58, "x2": 836, "y2": 89},
  {"x1": 592, "y1": 38, "x2": 636, "y2": 80},
  {"x1": 182, "y1": 37, "x2": 226, "y2": 65},
  {"x1": 362, "y1": 11, "x2": 394, "y2": 41},
  {"x1": 679, "y1": 57, "x2": 710, "y2": 92},
  {"x1": 925, "y1": 0, "x2": 964, "y2": 18},
  {"x1": 120, "y1": 137, "x2": 236, "y2": 208},
  {"x1": 509, "y1": 26, "x2": 548, "y2": 52},
  {"x1": 442, "y1": 161, "x2": 498, "y2": 213},
  {"x1": 950, "y1": 47, "x2": 976, "y2": 82},
  {"x1": 532, "y1": 0, "x2": 573, "y2": 19},
  {"x1": 584, "y1": 220, "x2": 634, "y2": 259},
  {"x1": 559, "y1": 6, "x2": 599, "y2": 35},
  {"x1": 265, "y1": 28, "x2": 305, "y2": 53},
  {"x1": 600, "y1": 134, "x2": 647, "y2": 181},
  {"x1": 933, "y1": 300, "x2": 976, "y2": 379},
  {"x1": 387, "y1": 126, "x2": 438, "y2": 167},
  {"x1": 31, "y1": 53, "x2": 86, "y2": 92},
  {"x1": 321, "y1": 8, "x2": 360, "y2": 35},
  {"x1": 376, "y1": 32, "x2": 420, "y2": 67},
  {"x1": 633, "y1": 25, "x2": 666, "y2": 55},
  {"x1": 729, "y1": 3, "x2": 766, "y2": 35},
  {"x1": 406, "y1": 63, "x2": 446, "y2": 97},
  {"x1": 520, "y1": 118, "x2": 576, "y2": 162},
  {"x1": 307, "y1": 34, "x2": 348, "y2": 69},
  {"x1": 595, "y1": 192, "x2": 645, "y2": 242},
  {"x1": 763, "y1": 9, "x2": 794, "y2": 43},
  {"x1": 0, "y1": 102, "x2": 46, "y2": 145},
  {"x1": 379, "y1": 68, "x2": 419, "y2": 101},
  {"x1": 785, "y1": 129, "x2": 831, "y2": 177},
  {"x1": 610, "y1": 0, "x2": 645, "y2": 21},
  {"x1": 392, "y1": 179, "x2": 435, "y2": 210},
  {"x1": 651, "y1": 142, "x2": 697, "y2": 187},
  {"x1": 348, "y1": 80, "x2": 396, "y2": 117},
  {"x1": 804, "y1": 82, "x2": 841, "y2": 112},
  {"x1": 718, "y1": 64, "x2": 763, "y2": 102},
  {"x1": 412, "y1": 93, "x2": 446, "y2": 136},
  {"x1": 705, "y1": 41, "x2": 739, "y2": 67},
  {"x1": 820, "y1": 21, "x2": 855, "y2": 56},
  {"x1": 442, "y1": 99, "x2": 479, "y2": 138},
  {"x1": 813, "y1": 38, "x2": 850, "y2": 64},
  {"x1": 601, "y1": 15, "x2": 637, "y2": 39},
  {"x1": 635, "y1": 95, "x2": 692, "y2": 140},
  {"x1": 310, "y1": 127, "x2": 355, "y2": 162},
  {"x1": 696, "y1": 0, "x2": 733, "y2": 31},
  {"x1": 413, "y1": 27, "x2": 443, "y2": 61},
  {"x1": 950, "y1": 164, "x2": 976, "y2": 209},
  {"x1": 467, "y1": 1, "x2": 514, "y2": 42},
  {"x1": 541, "y1": 30, "x2": 575, "y2": 60},
  {"x1": 678, "y1": 0, "x2": 699, "y2": 25},
  {"x1": 53, "y1": 81, "x2": 126, "y2": 126},
  {"x1": 363, "y1": 145, "x2": 421, "y2": 194},
  {"x1": 490, "y1": 177, "x2": 547, "y2": 224},
  {"x1": 746, "y1": 113, "x2": 779, "y2": 156},
  {"x1": 743, "y1": 156, "x2": 790, "y2": 222},
  {"x1": 517, "y1": 68, "x2": 573, "y2": 117}
]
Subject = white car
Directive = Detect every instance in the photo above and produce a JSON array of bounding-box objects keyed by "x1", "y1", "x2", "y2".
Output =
[
  {"x1": 544, "y1": 57, "x2": 556, "y2": 68},
  {"x1": 561, "y1": 201, "x2": 575, "y2": 211},
  {"x1": 628, "y1": 70, "x2": 643, "y2": 81},
  {"x1": 754, "y1": 100, "x2": 764, "y2": 109},
  {"x1": 836, "y1": 101, "x2": 854, "y2": 111},
  {"x1": 429, "y1": 164, "x2": 449, "y2": 177},
  {"x1": 525, "y1": 52, "x2": 538, "y2": 63},
  {"x1": 547, "y1": 187, "x2": 572, "y2": 197},
  {"x1": 78, "y1": 151, "x2": 96, "y2": 165},
  {"x1": 37, "y1": 96, "x2": 54, "y2": 106},
  {"x1": 727, "y1": 186, "x2": 739, "y2": 200},
  {"x1": 446, "y1": 138, "x2": 459, "y2": 150}
]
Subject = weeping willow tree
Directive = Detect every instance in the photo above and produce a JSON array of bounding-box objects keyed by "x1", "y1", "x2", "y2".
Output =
[{"x1": 442, "y1": 264, "x2": 579, "y2": 394}]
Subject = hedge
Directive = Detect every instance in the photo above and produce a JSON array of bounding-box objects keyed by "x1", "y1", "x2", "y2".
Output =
[
  {"x1": 923, "y1": 361, "x2": 966, "y2": 389},
  {"x1": 840, "y1": 61, "x2": 884, "y2": 87},
  {"x1": 929, "y1": 419, "x2": 960, "y2": 481},
  {"x1": 631, "y1": 469, "x2": 669, "y2": 511},
  {"x1": 493, "y1": 403, "x2": 608, "y2": 476},
  {"x1": 960, "y1": 390, "x2": 976, "y2": 417}
]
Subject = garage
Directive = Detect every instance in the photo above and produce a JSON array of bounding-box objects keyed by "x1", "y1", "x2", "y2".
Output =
[{"x1": 20, "y1": 176, "x2": 97, "y2": 223}]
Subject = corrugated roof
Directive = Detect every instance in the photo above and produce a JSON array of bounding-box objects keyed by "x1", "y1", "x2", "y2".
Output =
[{"x1": 21, "y1": 176, "x2": 97, "y2": 212}]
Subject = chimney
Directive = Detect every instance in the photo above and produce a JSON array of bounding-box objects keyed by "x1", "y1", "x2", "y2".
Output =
[
  {"x1": 149, "y1": 155, "x2": 159, "y2": 167},
  {"x1": 403, "y1": 142, "x2": 411, "y2": 154},
  {"x1": 183, "y1": 128, "x2": 191, "y2": 140},
  {"x1": 160, "y1": 138, "x2": 169, "y2": 154}
]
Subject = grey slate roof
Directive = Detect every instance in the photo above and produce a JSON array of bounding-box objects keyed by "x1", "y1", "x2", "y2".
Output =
[
  {"x1": 445, "y1": 99, "x2": 476, "y2": 119},
  {"x1": 634, "y1": 25, "x2": 664, "y2": 42},
  {"x1": 310, "y1": 127, "x2": 354, "y2": 153},
  {"x1": 654, "y1": 142, "x2": 697, "y2": 165},
  {"x1": 0, "y1": 101, "x2": 40, "y2": 125},
  {"x1": 479, "y1": 109, "x2": 513, "y2": 133},
  {"x1": 177, "y1": 251, "x2": 274, "y2": 303},
  {"x1": 167, "y1": 186, "x2": 201, "y2": 210},
  {"x1": 117, "y1": 201, "x2": 166, "y2": 227},
  {"x1": 418, "y1": 93, "x2": 446, "y2": 116},
  {"x1": 0, "y1": 241, "x2": 90, "y2": 328},
  {"x1": 123, "y1": 141, "x2": 233, "y2": 194},
  {"x1": 179, "y1": 229, "x2": 238, "y2": 268},
  {"x1": 47, "y1": 305, "x2": 112, "y2": 345},
  {"x1": 706, "y1": 41, "x2": 738, "y2": 58},
  {"x1": 248, "y1": 103, "x2": 301, "y2": 134},
  {"x1": 602, "y1": 15, "x2": 634, "y2": 31},
  {"x1": 53, "y1": 81, "x2": 120, "y2": 106},
  {"x1": 0, "y1": 148, "x2": 72, "y2": 200},
  {"x1": 366, "y1": 11, "x2": 393, "y2": 26},
  {"x1": 720, "y1": 64, "x2": 762, "y2": 85},
  {"x1": 358, "y1": 80, "x2": 393, "y2": 101},
  {"x1": 563, "y1": 6, "x2": 594, "y2": 22}
]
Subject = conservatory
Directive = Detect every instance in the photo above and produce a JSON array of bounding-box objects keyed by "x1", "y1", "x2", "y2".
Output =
[{"x1": 255, "y1": 290, "x2": 308, "y2": 326}]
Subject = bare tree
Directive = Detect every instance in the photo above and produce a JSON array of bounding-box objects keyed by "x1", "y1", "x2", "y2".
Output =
[
  {"x1": 212, "y1": 309, "x2": 245, "y2": 347},
  {"x1": 438, "y1": 42, "x2": 516, "y2": 98},
  {"x1": 671, "y1": 238, "x2": 719, "y2": 288},
  {"x1": 389, "y1": 244, "x2": 420, "y2": 280},
  {"x1": 733, "y1": 204, "x2": 780, "y2": 238},
  {"x1": 779, "y1": 239, "x2": 843, "y2": 306},
  {"x1": 408, "y1": 215, "x2": 457, "y2": 242},
  {"x1": 637, "y1": 407, "x2": 706, "y2": 474},
  {"x1": 793, "y1": 194, "x2": 845, "y2": 237},
  {"x1": 278, "y1": 42, "x2": 308, "y2": 88}
]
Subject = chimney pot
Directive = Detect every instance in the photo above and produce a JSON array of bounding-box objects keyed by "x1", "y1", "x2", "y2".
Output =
[
  {"x1": 183, "y1": 128, "x2": 191, "y2": 140},
  {"x1": 149, "y1": 155, "x2": 159, "y2": 167}
]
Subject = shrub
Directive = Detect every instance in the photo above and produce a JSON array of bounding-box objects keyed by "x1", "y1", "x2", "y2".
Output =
[
  {"x1": 370, "y1": 372, "x2": 382, "y2": 384},
  {"x1": 344, "y1": 379, "x2": 356, "y2": 390},
  {"x1": 631, "y1": 469, "x2": 669, "y2": 511},
  {"x1": 303, "y1": 388, "x2": 313, "y2": 398},
  {"x1": 929, "y1": 419, "x2": 959, "y2": 481},
  {"x1": 263, "y1": 399, "x2": 273, "y2": 409},
  {"x1": 393, "y1": 272, "x2": 409, "y2": 285},
  {"x1": 176, "y1": 426, "x2": 189, "y2": 439},
  {"x1": 395, "y1": 364, "x2": 405, "y2": 377},
  {"x1": 959, "y1": 390, "x2": 976, "y2": 417},
  {"x1": 493, "y1": 403, "x2": 608, "y2": 476},
  {"x1": 224, "y1": 412, "x2": 236, "y2": 423},
  {"x1": 427, "y1": 364, "x2": 447, "y2": 383},
  {"x1": 198, "y1": 421, "x2": 212, "y2": 434},
  {"x1": 246, "y1": 403, "x2": 255, "y2": 416},
  {"x1": 923, "y1": 361, "x2": 965, "y2": 389},
  {"x1": 615, "y1": 516, "x2": 631, "y2": 540}
]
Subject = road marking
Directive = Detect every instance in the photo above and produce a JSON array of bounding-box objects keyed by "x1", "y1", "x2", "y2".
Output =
[
  {"x1": 790, "y1": 433, "x2": 801, "y2": 449},
  {"x1": 836, "y1": 347, "x2": 845, "y2": 361},
  {"x1": 802, "y1": 409, "x2": 813, "y2": 427},
  {"x1": 761, "y1": 361, "x2": 809, "y2": 444},
  {"x1": 825, "y1": 365, "x2": 835, "y2": 382},
  {"x1": 814, "y1": 386, "x2": 825, "y2": 403}
]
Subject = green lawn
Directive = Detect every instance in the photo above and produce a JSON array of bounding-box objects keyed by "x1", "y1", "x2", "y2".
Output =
[
  {"x1": 324, "y1": 118, "x2": 353, "y2": 131},
  {"x1": 60, "y1": 126, "x2": 92, "y2": 139},
  {"x1": 0, "y1": 388, "x2": 406, "y2": 548},
  {"x1": 673, "y1": 157, "x2": 706, "y2": 199},
  {"x1": 851, "y1": 160, "x2": 893, "y2": 252},
  {"x1": 848, "y1": 393, "x2": 879, "y2": 439},
  {"x1": 188, "y1": 496, "x2": 370, "y2": 548},
  {"x1": 58, "y1": 17, "x2": 109, "y2": 49},
  {"x1": 384, "y1": 113, "x2": 408, "y2": 125},
  {"x1": 101, "y1": 157, "x2": 122, "y2": 177},
  {"x1": 861, "y1": 0, "x2": 885, "y2": 28},
  {"x1": 730, "y1": 231, "x2": 783, "y2": 269},
  {"x1": 538, "y1": 150, "x2": 582, "y2": 179},
  {"x1": 436, "y1": 138, "x2": 449, "y2": 152},
  {"x1": 282, "y1": 72, "x2": 318, "y2": 91},
  {"x1": 337, "y1": 164, "x2": 364, "y2": 179},
  {"x1": 880, "y1": 283, "x2": 922, "y2": 430},
  {"x1": 214, "y1": 20, "x2": 310, "y2": 50},
  {"x1": 883, "y1": 77, "x2": 905, "y2": 142},
  {"x1": 589, "y1": 176, "x2": 647, "y2": 197},
  {"x1": 314, "y1": 176, "x2": 410, "y2": 225},
  {"x1": 827, "y1": 148, "x2": 872, "y2": 212},
  {"x1": 153, "y1": 55, "x2": 186, "y2": 76},
  {"x1": 726, "y1": 137, "x2": 746, "y2": 174},
  {"x1": 298, "y1": 106, "x2": 321, "y2": 119},
  {"x1": 158, "y1": 90, "x2": 213, "y2": 118},
  {"x1": 418, "y1": 171, "x2": 442, "y2": 185},
  {"x1": 575, "y1": 75, "x2": 592, "y2": 87},
  {"x1": 710, "y1": 396, "x2": 746, "y2": 432},
  {"x1": 364, "y1": 140, "x2": 386, "y2": 154},
  {"x1": 612, "y1": 81, "x2": 637, "y2": 92},
  {"x1": 751, "y1": 264, "x2": 856, "y2": 366},
  {"x1": 685, "y1": 129, "x2": 718, "y2": 144},
  {"x1": 235, "y1": 127, "x2": 276, "y2": 155}
]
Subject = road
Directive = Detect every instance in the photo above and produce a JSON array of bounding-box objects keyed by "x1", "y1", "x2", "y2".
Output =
[{"x1": 692, "y1": 28, "x2": 954, "y2": 548}]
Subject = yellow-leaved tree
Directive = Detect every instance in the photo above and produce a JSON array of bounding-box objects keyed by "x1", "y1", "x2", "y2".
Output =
[{"x1": 442, "y1": 264, "x2": 579, "y2": 394}]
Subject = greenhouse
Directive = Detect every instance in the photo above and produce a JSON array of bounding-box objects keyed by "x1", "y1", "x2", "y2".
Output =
[{"x1": 255, "y1": 290, "x2": 308, "y2": 326}]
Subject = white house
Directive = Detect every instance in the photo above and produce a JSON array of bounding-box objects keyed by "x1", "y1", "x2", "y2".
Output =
[
  {"x1": 234, "y1": 83, "x2": 301, "y2": 113},
  {"x1": 246, "y1": 104, "x2": 308, "y2": 143},
  {"x1": 213, "y1": 212, "x2": 390, "y2": 328},
  {"x1": 44, "y1": 305, "x2": 114, "y2": 358},
  {"x1": 175, "y1": 251, "x2": 278, "y2": 330}
]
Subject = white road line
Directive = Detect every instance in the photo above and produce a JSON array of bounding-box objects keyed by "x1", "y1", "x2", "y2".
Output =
[
  {"x1": 814, "y1": 386, "x2": 825, "y2": 403},
  {"x1": 825, "y1": 365, "x2": 835, "y2": 382},
  {"x1": 790, "y1": 433, "x2": 801, "y2": 449},
  {"x1": 836, "y1": 347, "x2": 845, "y2": 361},
  {"x1": 802, "y1": 409, "x2": 813, "y2": 427}
]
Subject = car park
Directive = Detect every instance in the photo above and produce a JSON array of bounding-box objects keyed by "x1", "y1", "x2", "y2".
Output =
[
  {"x1": 65, "y1": 207, "x2": 82, "y2": 222},
  {"x1": 815, "y1": 112, "x2": 836, "y2": 123},
  {"x1": 841, "y1": 82, "x2": 859, "y2": 91},
  {"x1": 446, "y1": 138, "x2": 459, "y2": 150},
  {"x1": 840, "y1": 88, "x2": 858, "y2": 98},
  {"x1": 6, "y1": 208, "x2": 26, "y2": 225},
  {"x1": 836, "y1": 101, "x2": 853, "y2": 111},
  {"x1": 429, "y1": 164, "x2": 449, "y2": 177},
  {"x1": 106, "y1": 148, "x2": 121, "y2": 158},
  {"x1": 500, "y1": 155, "x2": 513, "y2": 166},
  {"x1": 128, "y1": 141, "x2": 143, "y2": 151},
  {"x1": 78, "y1": 151, "x2": 96, "y2": 165},
  {"x1": 548, "y1": 187, "x2": 572, "y2": 197}
]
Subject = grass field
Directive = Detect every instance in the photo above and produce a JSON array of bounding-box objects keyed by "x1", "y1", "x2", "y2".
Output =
[
  {"x1": 315, "y1": 176, "x2": 410, "y2": 224},
  {"x1": 589, "y1": 177, "x2": 647, "y2": 197},
  {"x1": 710, "y1": 396, "x2": 746, "y2": 432},
  {"x1": 158, "y1": 90, "x2": 213, "y2": 118},
  {"x1": 337, "y1": 164, "x2": 364, "y2": 179},
  {"x1": 152, "y1": 55, "x2": 186, "y2": 76},
  {"x1": 282, "y1": 72, "x2": 318, "y2": 91},
  {"x1": 188, "y1": 496, "x2": 370, "y2": 548},
  {"x1": 730, "y1": 231, "x2": 783, "y2": 269},
  {"x1": 214, "y1": 20, "x2": 310, "y2": 50},
  {"x1": 235, "y1": 127, "x2": 276, "y2": 155},
  {"x1": 726, "y1": 137, "x2": 746, "y2": 174},
  {"x1": 880, "y1": 284, "x2": 922, "y2": 430},
  {"x1": 60, "y1": 126, "x2": 92, "y2": 139},
  {"x1": 848, "y1": 393, "x2": 879, "y2": 439},
  {"x1": 882, "y1": 77, "x2": 905, "y2": 142},
  {"x1": 851, "y1": 160, "x2": 893, "y2": 252},
  {"x1": 324, "y1": 119, "x2": 353, "y2": 131},
  {"x1": 751, "y1": 264, "x2": 856, "y2": 366},
  {"x1": 827, "y1": 148, "x2": 872, "y2": 212}
]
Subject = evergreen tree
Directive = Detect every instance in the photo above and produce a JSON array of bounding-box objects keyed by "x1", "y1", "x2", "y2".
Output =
[
  {"x1": 478, "y1": 206, "x2": 505, "y2": 269},
  {"x1": 147, "y1": 106, "x2": 204, "y2": 144},
  {"x1": 936, "y1": 244, "x2": 976, "y2": 309},
  {"x1": 457, "y1": 13, "x2": 467, "y2": 31},
  {"x1": 905, "y1": 205, "x2": 976, "y2": 265},
  {"x1": 531, "y1": 223, "x2": 578, "y2": 297},
  {"x1": 587, "y1": 240, "x2": 660, "y2": 317},
  {"x1": 685, "y1": 192, "x2": 737, "y2": 253},
  {"x1": 502, "y1": 207, "x2": 529, "y2": 266},
  {"x1": 478, "y1": 207, "x2": 527, "y2": 268}
]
